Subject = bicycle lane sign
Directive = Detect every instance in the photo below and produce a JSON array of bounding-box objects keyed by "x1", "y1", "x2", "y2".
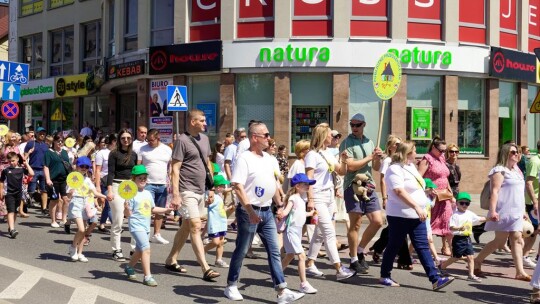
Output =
[{"x1": 0, "y1": 61, "x2": 29, "y2": 85}]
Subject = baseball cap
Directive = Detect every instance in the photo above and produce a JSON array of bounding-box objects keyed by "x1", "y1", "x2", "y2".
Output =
[
  {"x1": 331, "y1": 130, "x2": 342, "y2": 139},
  {"x1": 456, "y1": 192, "x2": 471, "y2": 202},
  {"x1": 131, "y1": 164, "x2": 148, "y2": 176},
  {"x1": 290, "y1": 173, "x2": 316, "y2": 187},
  {"x1": 36, "y1": 127, "x2": 46, "y2": 133},
  {"x1": 423, "y1": 178, "x2": 437, "y2": 189},
  {"x1": 76, "y1": 156, "x2": 91, "y2": 167},
  {"x1": 350, "y1": 113, "x2": 365, "y2": 122},
  {"x1": 213, "y1": 175, "x2": 230, "y2": 187}
]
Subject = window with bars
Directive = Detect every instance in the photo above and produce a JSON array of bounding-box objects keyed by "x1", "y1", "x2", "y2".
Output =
[
  {"x1": 82, "y1": 20, "x2": 102, "y2": 73},
  {"x1": 22, "y1": 33, "x2": 43, "y2": 79},
  {"x1": 49, "y1": 27, "x2": 74, "y2": 77}
]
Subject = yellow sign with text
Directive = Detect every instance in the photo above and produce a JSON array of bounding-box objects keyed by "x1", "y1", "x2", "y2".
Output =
[
  {"x1": 530, "y1": 91, "x2": 540, "y2": 113},
  {"x1": 373, "y1": 53, "x2": 402, "y2": 100},
  {"x1": 55, "y1": 74, "x2": 89, "y2": 98}
]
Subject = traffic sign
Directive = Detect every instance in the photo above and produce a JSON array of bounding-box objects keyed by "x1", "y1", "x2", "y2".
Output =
[
  {"x1": 166, "y1": 85, "x2": 188, "y2": 111},
  {"x1": 0, "y1": 61, "x2": 29, "y2": 85},
  {"x1": 530, "y1": 91, "x2": 540, "y2": 113},
  {"x1": 0, "y1": 81, "x2": 21, "y2": 101},
  {"x1": 1, "y1": 101, "x2": 19, "y2": 119}
]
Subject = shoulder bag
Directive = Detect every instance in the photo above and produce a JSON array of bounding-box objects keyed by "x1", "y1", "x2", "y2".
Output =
[{"x1": 185, "y1": 133, "x2": 214, "y2": 190}]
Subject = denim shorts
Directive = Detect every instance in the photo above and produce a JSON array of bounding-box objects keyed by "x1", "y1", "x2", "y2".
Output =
[
  {"x1": 68, "y1": 197, "x2": 93, "y2": 221},
  {"x1": 145, "y1": 183, "x2": 168, "y2": 208},
  {"x1": 208, "y1": 231, "x2": 227, "y2": 239},
  {"x1": 131, "y1": 230, "x2": 150, "y2": 251},
  {"x1": 344, "y1": 186, "x2": 381, "y2": 214}
]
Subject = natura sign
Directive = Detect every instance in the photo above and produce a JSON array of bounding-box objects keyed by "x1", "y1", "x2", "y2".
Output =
[
  {"x1": 259, "y1": 45, "x2": 330, "y2": 63},
  {"x1": 388, "y1": 47, "x2": 452, "y2": 66}
]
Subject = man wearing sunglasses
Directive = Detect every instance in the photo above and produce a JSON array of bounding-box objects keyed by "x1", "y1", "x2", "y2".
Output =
[{"x1": 339, "y1": 113, "x2": 384, "y2": 274}]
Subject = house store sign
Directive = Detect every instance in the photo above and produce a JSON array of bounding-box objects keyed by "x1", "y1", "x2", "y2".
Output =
[{"x1": 489, "y1": 47, "x2": 536, "y2": 83}]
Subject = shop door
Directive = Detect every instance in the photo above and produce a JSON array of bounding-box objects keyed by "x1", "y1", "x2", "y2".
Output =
[{"x1": 118, "y1": 93, "x2": 136, "y2": 133}]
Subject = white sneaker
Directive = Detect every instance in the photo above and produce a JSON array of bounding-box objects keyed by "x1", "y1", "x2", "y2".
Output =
[
  {"x1": 224, "y1": 285, "x2": 243, "y2": 301},
  {"x1": 70, "y1": 252, "x2": 79, "y2": 262},
  {"x1": 51, "y1": 222, "x2": 60, "y2": 228},
  {"x1": 277, "y1": 288, "x2": 304, "y2": 304},
  {"x1": 78, "y1": 254, "x2": 88, "y2": 263},
  {"x1": 336, "y1": 266, "x2": 354, "y2": 281},
  {"x1": 524, "y1": 256, "x2": 537, "y2": 268},
  {"x1": 299, "y1": 281, "x2": 317, "y2": 294},
  {"x1": 151, "y1": 234, "x2": 170, "y2": 244},
  {"x1": 305, "y1": 264, "x2": 324, "y2": 277},
  {"x1": 215, "y1": 260, "x2": 229, "y2": 268}
]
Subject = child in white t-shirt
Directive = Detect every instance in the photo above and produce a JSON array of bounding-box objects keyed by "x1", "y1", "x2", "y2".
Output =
[
  {"x1": 439, "y1": 192, "x2": 486, "y2": 283},
  {"x1": 67, "y1": 157, "x2": 108, "y2": 263},
  {"x1": 204, "y1": 175, "x2": 230, "y2": 268},
  {"x1": 280, "y1": 173, "x2": 317, "y2": 294}
]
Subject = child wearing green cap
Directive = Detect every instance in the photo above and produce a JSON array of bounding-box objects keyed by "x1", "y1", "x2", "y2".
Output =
[
  {"x1": 204, "y1": 174, "x2": 230, "y2": 268},
  {"x1": 123, "y1": 165, "x2": 173, "y2": 286},
  {"x1": 438, "y1": 192, "x2": 487, "y2": 283}
]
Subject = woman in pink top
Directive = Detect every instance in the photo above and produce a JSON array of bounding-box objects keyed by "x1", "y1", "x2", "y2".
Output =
[
  {"x1": 418, "y1": 137, "x2": 455, "y2": 256},
  {"x1": 0, "y1": 130, "x2": 22, "y2": 218}
]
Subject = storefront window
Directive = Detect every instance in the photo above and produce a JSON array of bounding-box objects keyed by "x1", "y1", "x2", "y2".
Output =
[
  {"x1": 151, "y1": 0, "x2": 174, "y2": 46},
  {"x1": 527, "y1": 86, "x2": 540, "y2": 152},
  {"x1": 350, "y1": 73, "x2": 389, "y2": 149},
  {"x1": 458, "y1": 77, "x2": 485, "y2": 154},
  {"x1": 237, "y1": 74, "x2": 274, "y2": 139},
  {"x1": 291, "y1": 73, "x2": 332, "y2": 150},
  {"x1": 49, "y1": 98, "x2": 74, "y2": 133},
  {"x1": 82, "y1": 96, "x2": 110, "y2": 134},
  {"x1": 406, "y1": 75, "x2": 442, "y2": 154},
  {"x1": 499, "y1": 81, "x2": 517, "y2": 145},
  {"x1": 190, "y1": 75, "x2": 220, "y2": 144}
]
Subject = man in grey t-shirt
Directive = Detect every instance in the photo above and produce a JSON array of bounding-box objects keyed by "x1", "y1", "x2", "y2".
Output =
[{"x1": 164, "y1": 109, "x2": 220, "y2": 280}]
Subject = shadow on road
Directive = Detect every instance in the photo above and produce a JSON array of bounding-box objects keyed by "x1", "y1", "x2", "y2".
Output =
[{"x1": 455, "y1": 283, "x2": 528, "y2": 303}]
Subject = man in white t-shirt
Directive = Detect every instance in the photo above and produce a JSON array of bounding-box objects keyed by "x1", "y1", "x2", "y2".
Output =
[
  {"x1": 223, "y1": 127, "x2": 246, "y2": 181},
  {"x1": 224, "y1": 122, "x2": 304, "y2": 303},
  {"x1": 138, "y1": 129, "x2": 172, "y2": 244},
  {"x1": 132, "y1": 125, "x2": 147, "y2": 154}
]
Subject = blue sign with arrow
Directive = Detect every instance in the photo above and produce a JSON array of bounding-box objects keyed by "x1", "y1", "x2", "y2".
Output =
[
  {"x1": 0, "y1": 82, "x2": 20, "y2": 101},
  {"x1": 0, "y1": 61, "x2": 29, "y2": 85},
  {"x1": 166, "y1": 85, "x2": 188, "y2": 111}
]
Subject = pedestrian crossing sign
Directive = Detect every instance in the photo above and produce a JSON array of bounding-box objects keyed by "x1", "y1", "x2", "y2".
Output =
[{"x1": 166, "y1": 85, "x2": 188, "y2": 111}]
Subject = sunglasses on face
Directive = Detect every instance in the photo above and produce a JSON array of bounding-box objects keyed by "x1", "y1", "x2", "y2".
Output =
[
  {"x1": 254, "y1": 133, "x2": 270, "y2": 139},
  {"x1": 120, "y1": 137, "x2": 132, "y2": 141},
  {"x1": 458, "y1": 201, "x2": 470, "y2": 206},
  {"x1": 510, "y1": 150, "x2": 518, "y2": 155},
  {"x1": 449, "y1": 150, "x2": 459, "y2": 154},
  {"x1": 79, "y1": 165, "x2": 89, "y2": 169},
  {"x1": 350, "y1": 122, "x2": 365, "y2": 128},
  {"x1": 436, "y1": 146, "x2": 447, "y2": 154}
]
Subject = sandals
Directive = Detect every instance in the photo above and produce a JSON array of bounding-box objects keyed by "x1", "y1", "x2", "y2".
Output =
[
  {"x1": 203, "y1": 268, "x2": 220, "y2": 282},
  {"x1": 337, "y1": 244, "x2": 349, "y2": 251},
  {"x1": 530, "y1": 292, "x2": 540, "y2": 304},
  {"x1": 516, "y1": 274, "x2": 532, "y2": 282},
  {"x1": 441, "y1": 248, "x2": 451, "y2": 256},
  {"x1": 397, "y1": 264, "x2": 413, "y2": 270},
  {"x1": 165, "y1": 263, "x2": 187, "y2": 273}
]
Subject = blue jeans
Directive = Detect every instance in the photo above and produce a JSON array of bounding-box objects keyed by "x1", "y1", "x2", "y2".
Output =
[
  {"x1": 227, "y1": 205, "x2": 287, "y2": 290},
  {"x1": 99, "y1": 184, "x2": 112, "y2": 225},
  {"x1": 381, "y1": 216, "x2": 440, "y2": 284},
  {"x1": 145, "y1": 184, "x2": 168, "y2": 207},
  {"x1": 28, "y1": 169, "x2": 46, "y2": 193}
]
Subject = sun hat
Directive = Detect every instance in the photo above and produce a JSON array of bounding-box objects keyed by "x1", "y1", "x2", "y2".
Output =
[
  {"x1": 131, "y1": 164, "x2": 148, "y2": 176},
  {"x1": 456, "y1": 192, "x2": 471, "y2": 202},
  {"x1": 290, "y1": 173, "x2": 316, "y2": 187},
  {"x1": 76, "y1": 156, "x2": 91, "y2": 167}
]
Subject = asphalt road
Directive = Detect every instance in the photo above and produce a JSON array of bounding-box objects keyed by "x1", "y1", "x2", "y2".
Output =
[{"x1": 0, "y1": 196, "x2": 535, "y2": 304}]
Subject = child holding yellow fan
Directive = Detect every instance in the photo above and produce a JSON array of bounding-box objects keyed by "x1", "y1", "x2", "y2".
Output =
[{"x1": 66, "y1": 156, "x2": 108, "y2": 262}]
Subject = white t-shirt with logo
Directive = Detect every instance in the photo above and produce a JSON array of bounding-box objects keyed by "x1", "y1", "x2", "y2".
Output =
[
  {"x1": 304, "y1": 149, "x2": 335, "y2": 192},
  {"x1": 231, "y1": 150, "x2": 278, "y2": 207},
  {"x1": 138, "y1": 143, "x2": 172, "y2": 185},
  {"x1": 450, "y1": 210, "x2": 482, "y2": 237}
]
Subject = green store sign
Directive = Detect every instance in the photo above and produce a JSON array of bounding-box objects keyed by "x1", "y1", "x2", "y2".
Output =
[
  {"x1": 259, "y1": 45, "x2": 330, "y2": 62},
  {"x1": 388, "y1": 47, "x2": 452, "y2": 66},
  {"x1": 21, "y1": 85, "x2": 54, "y2": 97}
]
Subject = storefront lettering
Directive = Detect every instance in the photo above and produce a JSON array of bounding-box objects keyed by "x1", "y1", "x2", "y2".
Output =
[
  {"x1": 151, "y1": 80, "x2": 169, "y2": 88},
  {"x1": 387, "y1": 47, "x2": 452, "y2": 66},
  {"x1": 56, "y1": 78, "x2": 86, "y2": 97},
  {"x1": 20, "y1": 85, "x2": 53, "y2": 97},
  {"x1": 117, "y1": 65, "x2": 142, "y2": 77},
  {"x1": 259, "y1": 45, "x2": 331, "y2": 62},
  {"x1": 505, "y1": 58, "x2": 535, "y2": 71},
  {"x1": 169, "y1": 53, "x2": 218, "y2": 63}
]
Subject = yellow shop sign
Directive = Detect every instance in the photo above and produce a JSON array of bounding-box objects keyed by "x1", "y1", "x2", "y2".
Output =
[{"x1": 55, "y1": 74, "x2": 89, "y2": 97}]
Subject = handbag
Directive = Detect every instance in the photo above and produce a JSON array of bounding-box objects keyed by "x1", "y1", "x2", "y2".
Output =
[
  {"x1": 186, "y1": 133, "x2": 214, "y2": 190},
  {"x1": 62, "y1": 160, "x2": 73, "y2": 174},
  {"x1": 435, "y1": 188, "x2": 454, "y2": 202}
]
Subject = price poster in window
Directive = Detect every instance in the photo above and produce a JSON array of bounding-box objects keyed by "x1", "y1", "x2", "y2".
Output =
[{"x1": 410, "y1": 107, "x2": 432, "y2": 140}]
